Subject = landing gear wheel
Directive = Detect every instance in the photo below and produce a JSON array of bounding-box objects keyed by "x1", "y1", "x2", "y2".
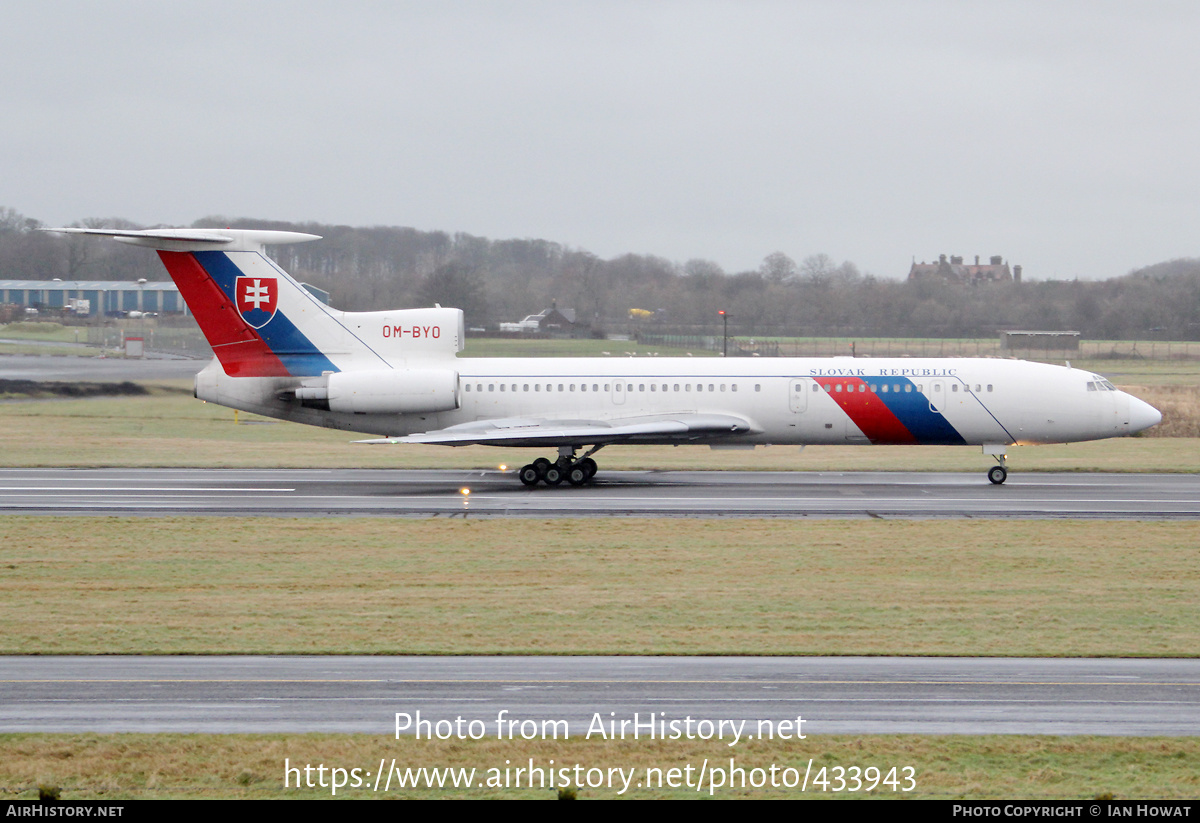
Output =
[
  {"x1": 543, "y1": 465, "x2": 565, "y2": 485},
  {"x1": 988, "y1": 465, "x2": 1008, "y2": 485},
  {"x1": 567, "y1": 465, "x2": 590, "y2": 486},
  {"x1": 578, "y1": 457, "x2": 598, "y2": 479},
  {"x1": 532, "y1": 457, "x2": 552, "y2": 478},
  {"x1": 519, "y1": 464, "x2": 541, "y2": 487}
]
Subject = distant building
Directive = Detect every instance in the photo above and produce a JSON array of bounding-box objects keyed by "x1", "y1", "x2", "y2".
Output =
[
  {"x1": 0, "y1": 279, "x2": 186, "y2": 317},
  {"x1": 908, "y1": 255, "x2": 1022, "y2": 284}
]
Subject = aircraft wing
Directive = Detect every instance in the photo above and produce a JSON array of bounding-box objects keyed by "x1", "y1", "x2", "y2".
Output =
[{"x1": 356, "y1": 413, "x2": 757, "y2": 448}]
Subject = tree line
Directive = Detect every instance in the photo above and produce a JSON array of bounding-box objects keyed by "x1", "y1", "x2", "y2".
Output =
[{"x1": 2, "y1": 207, "x2": 1199, "y2": 340}]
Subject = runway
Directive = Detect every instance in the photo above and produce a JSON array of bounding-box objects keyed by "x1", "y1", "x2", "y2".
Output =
[
  {"x1": 1, "y1": 467, "x2": 1197, "y2": 518},
  {"x1": 0, "y1": 352, "x2": 205, "y2": 381},
  {"x1": 4, "y1": 656, "x2": 1199, "y2": 736}
]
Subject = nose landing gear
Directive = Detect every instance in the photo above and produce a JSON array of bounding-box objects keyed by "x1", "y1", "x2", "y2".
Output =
[{"x1": 985, "y1": 447, "x2": 1009, "y2": 485}]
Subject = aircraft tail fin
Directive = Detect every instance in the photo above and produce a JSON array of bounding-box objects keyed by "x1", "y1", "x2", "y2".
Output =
[
  {"x1": 45, "y1": 227, "x2": 465, "y2": 378},
  {"x1": 44, "y1": 228, "x2": 360, "y2": 377}
]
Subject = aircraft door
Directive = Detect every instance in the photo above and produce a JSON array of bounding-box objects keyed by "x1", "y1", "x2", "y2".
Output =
[
  {"x1": 928, "y1": 379, "x2": 945, "y2": 413},
  {"x1": 788, "y1": 378, "x2": 809, "y2": 413},
  {"x1": 612, "y1": 379, "x2": 626, "y2": 405}
]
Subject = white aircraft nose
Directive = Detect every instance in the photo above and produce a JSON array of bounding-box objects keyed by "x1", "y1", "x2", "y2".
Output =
[{"x1": 1129, "y1": 397, "x2": 1163, "y2": 433}]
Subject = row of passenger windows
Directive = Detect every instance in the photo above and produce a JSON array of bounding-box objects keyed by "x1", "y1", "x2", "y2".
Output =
[
  {"x1": 462, "y1": 381, "x2": 996, "y2": 395},
  {"x1": 814, "y1": 383, "x2": 993, "y2": 394},
  {"x1": 464, "y1": 382, "x2": 759, "y2": 393}
]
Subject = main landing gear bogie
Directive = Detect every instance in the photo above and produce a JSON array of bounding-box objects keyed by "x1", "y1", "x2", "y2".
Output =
[{"x1": 519, "y1": 451, "x2": 600, "y2": 488}]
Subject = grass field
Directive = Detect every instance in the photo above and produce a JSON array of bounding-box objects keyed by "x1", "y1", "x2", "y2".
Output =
[
  {"x1": 3, "y1": 734, "x2": 1197, "y2": 800},
  {"x1": 3, "y1": 517, "x2": 1197, "y2": 656},
  {"x1": 462, "y1": 336, "x2": 714, "y2": 358}
]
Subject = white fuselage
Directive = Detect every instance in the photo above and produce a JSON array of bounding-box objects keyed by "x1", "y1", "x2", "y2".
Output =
[
  {"x1": 44, "y1": 228, "x2": 1161, "y2": 468},
  {"x1": 196, "y1": 354, "x2": 1159, "y2": 448}
]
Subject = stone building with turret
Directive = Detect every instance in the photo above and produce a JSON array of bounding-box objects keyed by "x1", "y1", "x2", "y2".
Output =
[{"x1": 908, "y1": 254, "x2": 1022, "y2": 284}]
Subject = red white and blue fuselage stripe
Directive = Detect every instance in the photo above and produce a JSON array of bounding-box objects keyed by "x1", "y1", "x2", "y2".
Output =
[{"x1": 811, "y1": 375, "x2": 967, "y2": 445}]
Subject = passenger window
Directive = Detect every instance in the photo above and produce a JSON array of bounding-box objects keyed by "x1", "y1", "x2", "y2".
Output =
[{"x1": 905, "y1": 385, "x2": 912, "y2": 393}]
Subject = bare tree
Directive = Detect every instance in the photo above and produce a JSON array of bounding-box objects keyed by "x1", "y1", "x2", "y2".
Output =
[{"x1": 759, "y1": 251, "x2": 797, "y2": 284}]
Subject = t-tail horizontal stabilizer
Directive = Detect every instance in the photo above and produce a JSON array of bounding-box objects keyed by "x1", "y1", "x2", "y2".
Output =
[{"x1": 42, "y1": 227, "x2": 321, "y2": 252}]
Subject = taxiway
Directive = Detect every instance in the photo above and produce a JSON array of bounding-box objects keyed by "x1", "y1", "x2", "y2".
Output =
[{"x1": 3, "y1": 656, "x2": 1198, "y2": 736}]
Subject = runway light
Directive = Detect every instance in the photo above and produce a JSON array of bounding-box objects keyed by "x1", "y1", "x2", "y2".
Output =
[
  {"x1": 460, "y1": 487, "x2": 471, "y2": 496},
  {"x1": 499, "y1": 464, "x2": 507, "y2": 471}
]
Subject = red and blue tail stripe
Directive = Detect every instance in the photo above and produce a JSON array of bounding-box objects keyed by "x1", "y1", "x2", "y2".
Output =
[
  {"x1": 820, "y1": 376, "x2": 967, "y2": 445},
  {"x1": 158, "y1": 250, "x2": 339, "y2": 378}
]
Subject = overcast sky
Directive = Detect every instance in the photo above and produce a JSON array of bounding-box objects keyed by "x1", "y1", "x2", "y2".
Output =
[{"x1": 4, "y1": 1, "x2": 1199, "y2": 280}]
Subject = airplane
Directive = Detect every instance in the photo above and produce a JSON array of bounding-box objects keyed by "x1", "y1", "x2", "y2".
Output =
[{"x1": 46, "y1": 227, "x2": 1163, "y2": 486}]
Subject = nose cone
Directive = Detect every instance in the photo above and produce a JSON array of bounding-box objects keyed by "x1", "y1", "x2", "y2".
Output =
[{"x1": 1129, "y1": 397, "x2": 1163, "y2": 434}]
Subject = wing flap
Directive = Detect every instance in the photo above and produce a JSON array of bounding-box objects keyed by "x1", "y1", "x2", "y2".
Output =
[{"x1": 357, "y1": 413, "x2": 757, "y2": 447}]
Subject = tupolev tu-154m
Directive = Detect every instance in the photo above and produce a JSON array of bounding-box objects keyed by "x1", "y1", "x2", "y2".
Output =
[{"x1": 47, "y1": 227, "x2": 1162, "y2": 486}]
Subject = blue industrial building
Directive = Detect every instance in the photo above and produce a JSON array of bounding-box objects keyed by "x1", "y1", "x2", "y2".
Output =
[{"x1": 0, "y1": 280, "x2": 186, "y2": 316}]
